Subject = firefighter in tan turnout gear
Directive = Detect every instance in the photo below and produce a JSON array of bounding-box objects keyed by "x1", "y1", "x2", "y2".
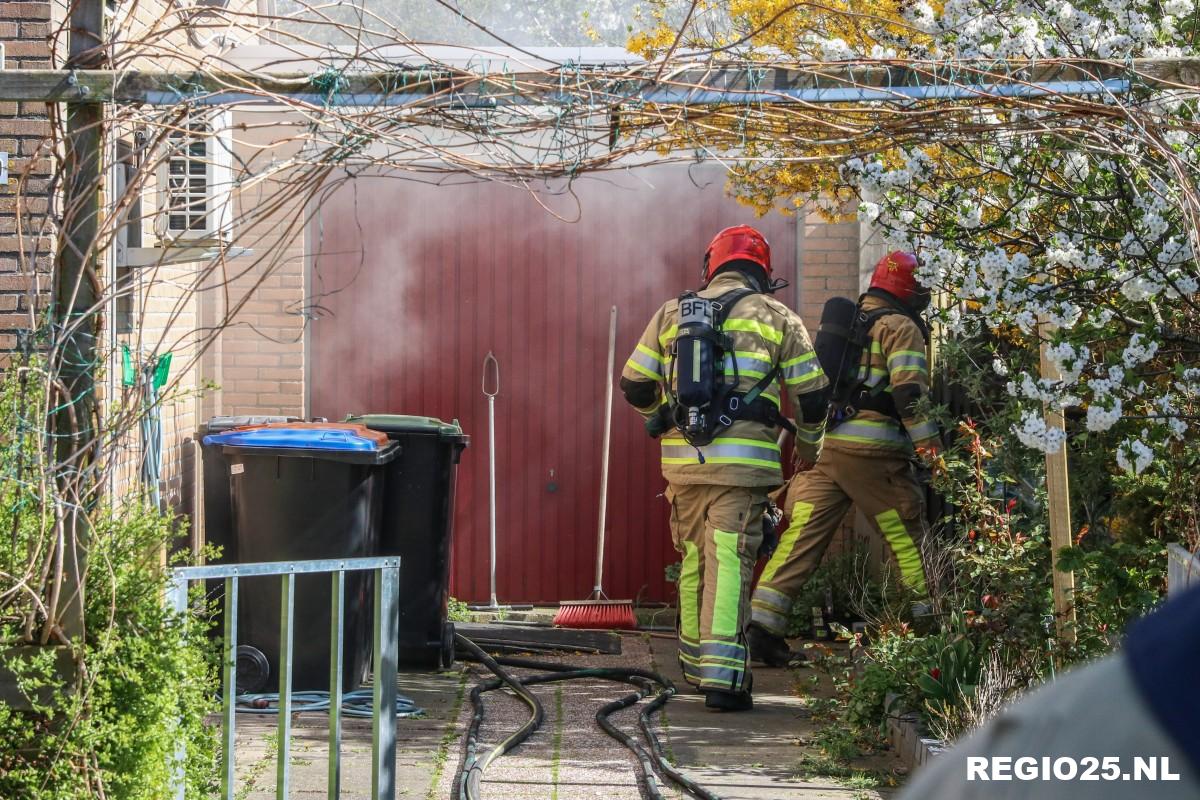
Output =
[
  {"x1": 747, "y1": 251, "x2": 941, "y2": 667},
  {"x1": 620, "y1": 225, "x2": 830, "y2": 712}
]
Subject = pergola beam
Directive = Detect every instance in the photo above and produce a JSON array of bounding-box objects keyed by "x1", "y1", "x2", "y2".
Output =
[{"x1": 0, "y1": 59, "x2": 1195, "y2": 106}]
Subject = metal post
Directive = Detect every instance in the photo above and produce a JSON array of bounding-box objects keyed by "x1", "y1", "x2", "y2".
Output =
[
  {"x1": 488, "y1": 392, "x2": 497, "y2": 606},
  {"x1": 276, "y1": 572, "x2": 295, "y2": 798},
  {"x1": 328, "y1": 569, "x2": 345, "y2": 800},
  {"x1": 221, "y1": 577, "x2": 239, "y2": 799},
  {"x1": 372, "y1": 564, "x2": 399, "y2": 800},
  {"x1": 480, "y1": 352, "x2": 501, "y2": 610},
  {"x1": 167, "y1": 575, "x2": 189, "y2": 800}
]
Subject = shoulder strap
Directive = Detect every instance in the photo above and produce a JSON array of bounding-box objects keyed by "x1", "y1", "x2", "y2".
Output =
[{"x1": 712, "y1": 288, "x2": 757, "y2": 327}]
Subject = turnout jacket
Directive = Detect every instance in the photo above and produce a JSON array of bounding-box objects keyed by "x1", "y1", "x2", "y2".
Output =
[
  {"x1": 826, "y1": 294, "x2": 940, "y2": 455},
  {"x1": 621, "y1": 273, "x2": 829, "y2": 488}
]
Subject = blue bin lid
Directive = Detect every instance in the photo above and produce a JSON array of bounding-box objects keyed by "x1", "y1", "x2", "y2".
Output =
[{"x1": 203, "y1": 425, "x2": 390, "y2": 453}]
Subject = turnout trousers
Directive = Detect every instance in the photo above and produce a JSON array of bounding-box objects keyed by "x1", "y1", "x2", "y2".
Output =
[
  {"x1": 666, "y1": 483, "x2": 767, "y2": 694},
  {"x1": 750, "y1": 450, "x2": 929, "y2": 636}
]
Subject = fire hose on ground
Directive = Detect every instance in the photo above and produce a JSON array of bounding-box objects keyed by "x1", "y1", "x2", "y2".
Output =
[{"x1": 454, "y1": 634, "x2": 725, "y2": 800}]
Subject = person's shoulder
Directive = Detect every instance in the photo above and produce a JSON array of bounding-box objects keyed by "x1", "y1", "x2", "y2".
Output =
[
  {"x1": 874, "y1": 308, "x2": 921, "y2": 339},
  {"x1": 754, "y1": 294, "x2": 810, "y2": 336},
  {"x1": 754, "y1": 292, "x2": 797, "y2": 320}
]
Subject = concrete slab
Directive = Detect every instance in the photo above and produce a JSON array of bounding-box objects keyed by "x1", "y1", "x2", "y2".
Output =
[
  {"x1": 647, "y1": 633, "x2": 899, "y2": 799},
  {"x1": 229, "y1": 630, "x2": 904, "y2": 799},
  {"x1": 233, "y1": 666, "x2": 468, "y2": 799}
]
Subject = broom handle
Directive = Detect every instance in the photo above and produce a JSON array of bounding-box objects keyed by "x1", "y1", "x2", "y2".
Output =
[{"x1": 594, "y1": 306, "x2": 617, "y2": 597}]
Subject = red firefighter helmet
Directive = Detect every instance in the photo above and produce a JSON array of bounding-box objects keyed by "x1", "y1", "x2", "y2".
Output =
[
  {"x1": 869, "y1": 251, "x2": 923, "y2": 305},
  {"x1": 702, "y1": 225, "x2": 772, "y2": 286}
]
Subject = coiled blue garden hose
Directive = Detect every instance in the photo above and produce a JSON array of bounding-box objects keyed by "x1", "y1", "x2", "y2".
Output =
[{"x1": 235, "y1": 689, "x2": 423, "y2": 718}]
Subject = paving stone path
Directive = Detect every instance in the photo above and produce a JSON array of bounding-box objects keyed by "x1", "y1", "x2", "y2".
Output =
[{"x1": 232, "y1": 631, "x2": 903, "y2": 799}]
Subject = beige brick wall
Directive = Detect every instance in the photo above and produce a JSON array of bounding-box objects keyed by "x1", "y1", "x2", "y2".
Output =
[
  {"x1": 198, "y1": 110, "x2": 308, "y2": 421},
  {"x1": 796, "y1": 209, "x2": 861, "y2": 330}
]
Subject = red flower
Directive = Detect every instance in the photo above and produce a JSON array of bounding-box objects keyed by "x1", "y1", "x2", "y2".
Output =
[
  {"x1": 929, "y1": 667, "x2": 941, "y2": 681},
  {"x1": 1006, "y1": 498, "x2": 1018, "y2": 514}
]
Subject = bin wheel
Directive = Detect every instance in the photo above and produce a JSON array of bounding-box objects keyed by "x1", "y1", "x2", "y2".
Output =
[
  {"x1": 440, "y1": 622, "x2": 456, "y2": 669},
  {"x1": 236, "y1": 645, "x2": 271, "y2": 694}
]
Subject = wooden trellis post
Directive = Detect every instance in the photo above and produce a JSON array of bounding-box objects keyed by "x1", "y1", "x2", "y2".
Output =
[
  {"x1": 51, "y1": 0, "x2": 105, "y2": 640},
  {"x1": 1039, "y1": 320, "x2": 1077, "y2": 645}
]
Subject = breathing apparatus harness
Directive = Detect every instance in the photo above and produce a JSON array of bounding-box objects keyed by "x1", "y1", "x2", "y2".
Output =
[
  {"x1": 648, "y1": 285, "x2": 796, "y2": 455},
  {"x1": 816, "y1": 287, "x2": 929, "y2": 426}
]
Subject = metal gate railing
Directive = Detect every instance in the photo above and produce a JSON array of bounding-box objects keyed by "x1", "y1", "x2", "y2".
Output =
[
  {"x1": 1167, "y1": 543, "x2": 1200, "y2": 596},
  {"x1": 168, "y1": 556, "x2": 401, "y2": 800}
]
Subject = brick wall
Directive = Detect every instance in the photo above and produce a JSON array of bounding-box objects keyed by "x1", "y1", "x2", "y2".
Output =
[
  {"x1": 795, "y1": 209, "x2": 861, "y2": 330},
  {"x1": 794, "y1": 209, "x2": 864, "y2": 557},
  {"x1": 0, "y1": 0, "x2": 53, "y2": 367},
  {"x1": 197, "y1": 109, "x2": 308, "y2": 421}
]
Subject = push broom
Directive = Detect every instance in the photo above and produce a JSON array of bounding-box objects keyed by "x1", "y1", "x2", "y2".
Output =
[{"x1": 554, "y1": 306, "x2": 638, "y2": 630}]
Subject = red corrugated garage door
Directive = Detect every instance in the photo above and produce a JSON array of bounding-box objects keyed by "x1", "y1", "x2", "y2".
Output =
[{"x1": 309, "y1": 166, "x2": 798, "y2": 603}]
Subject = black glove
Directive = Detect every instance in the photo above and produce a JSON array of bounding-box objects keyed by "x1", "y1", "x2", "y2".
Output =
[{"x1": 645, "y1": 405, "x2": 674, "y2": 438}]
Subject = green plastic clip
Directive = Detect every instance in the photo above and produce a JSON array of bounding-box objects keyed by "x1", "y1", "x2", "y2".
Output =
[
  {"x1": 121, "y1": 345, "x2": 136, "y2": 387},
  {"x1": 152, "y1": 352, "x2": 173, "y2": 392}
]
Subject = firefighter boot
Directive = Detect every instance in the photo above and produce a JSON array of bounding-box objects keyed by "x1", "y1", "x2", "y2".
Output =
[
  {"x1": 747, "y1": 623, "x2": 807, "y2": 668},
  {"x1": 704, "y1": 688, "x2": 754, "y2": 712}
]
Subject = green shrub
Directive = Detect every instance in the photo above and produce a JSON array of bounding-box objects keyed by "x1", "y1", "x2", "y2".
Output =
[{"x1": 0, "y1": 364, "x2": 219, "y2": 799}]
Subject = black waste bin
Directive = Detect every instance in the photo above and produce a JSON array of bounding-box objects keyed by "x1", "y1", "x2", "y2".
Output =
[
  {"x1": 203, "y1": 423, "x2": 399, "y2": 693},
  {"x1": 196, "y1": 415, "x2": 299, "y2": 563},
  {"x1": 345, "y1": 414, "x2": 468, "y2": 670}
]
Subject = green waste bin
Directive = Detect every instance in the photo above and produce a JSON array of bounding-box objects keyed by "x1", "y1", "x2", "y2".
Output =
[{"x1": 345, "y1": 414, "x2": 469, "y2": 669}]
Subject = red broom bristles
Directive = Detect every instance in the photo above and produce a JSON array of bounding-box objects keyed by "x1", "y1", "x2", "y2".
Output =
[{"x1": 553, "y1": 601, "x2": 638, "y2": 630}]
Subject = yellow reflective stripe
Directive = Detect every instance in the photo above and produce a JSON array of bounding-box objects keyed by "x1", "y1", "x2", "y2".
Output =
[
  {"x1": 726, "y1": 350, "x2": 774, "y2": 374},
  {"x1": 658, "y1": 324, "x2": 678, "y2": 348},
  {"x1": 887, "y1": 349, "x2": 928, "y2": 367},
  {"x1": 875, "y1": 509, "x2": 927, "y2": 595},
  {"x1": 662, "y1": 456, "x2": 782, "y2": 469},
  {"x1": 663, "y1": 436, "x2": 781, "y2": 449},
  {"x1": 827, "y1": 418, "x2": 910, "y2": 447},
  {"x1": 712, "y1": 529, "x2": 742, "y2": 638},
  {"x1": 721, "y1": 359, "x2": 769, "y2": 380},
  {"x1": 906, "y1": 419, "x2": 940, "y2": 442},
  {"x1": 625, "y1": 359, "x2": 663, "y2": 381},
  {"x1": 699, "y1": 654, "x2": 746, "y2": 668},
  {"x1": 785, "y1": 370, "x2": 824, "y2": 387},
  {"x1": 679, "y1": 541, "x2": 701, "y2": 641},
  {"x1": 709, "y1": 436, "x2": 780, "y2": 450},
  {"x1": 761, "y1": 501, "x2": 813, "y2": 584},
  {"x1": 859, "y1": 366, "x2": 889, "y2": 386},
  {"x1": 637, "y1": 343, "x2": 664, "y2": 364},
  {"x1": 751, "y1": 585, "x2": 791, "y2": 613},
  {"x1": 662, "y1": 436, "x2": 783, "y2": 468},
  {"x1": 781, "y1": 352, "x2": 816, "y2": 368},
  {"x1": 722, "y1": 318, "x2": 784, "y2": 344}
]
